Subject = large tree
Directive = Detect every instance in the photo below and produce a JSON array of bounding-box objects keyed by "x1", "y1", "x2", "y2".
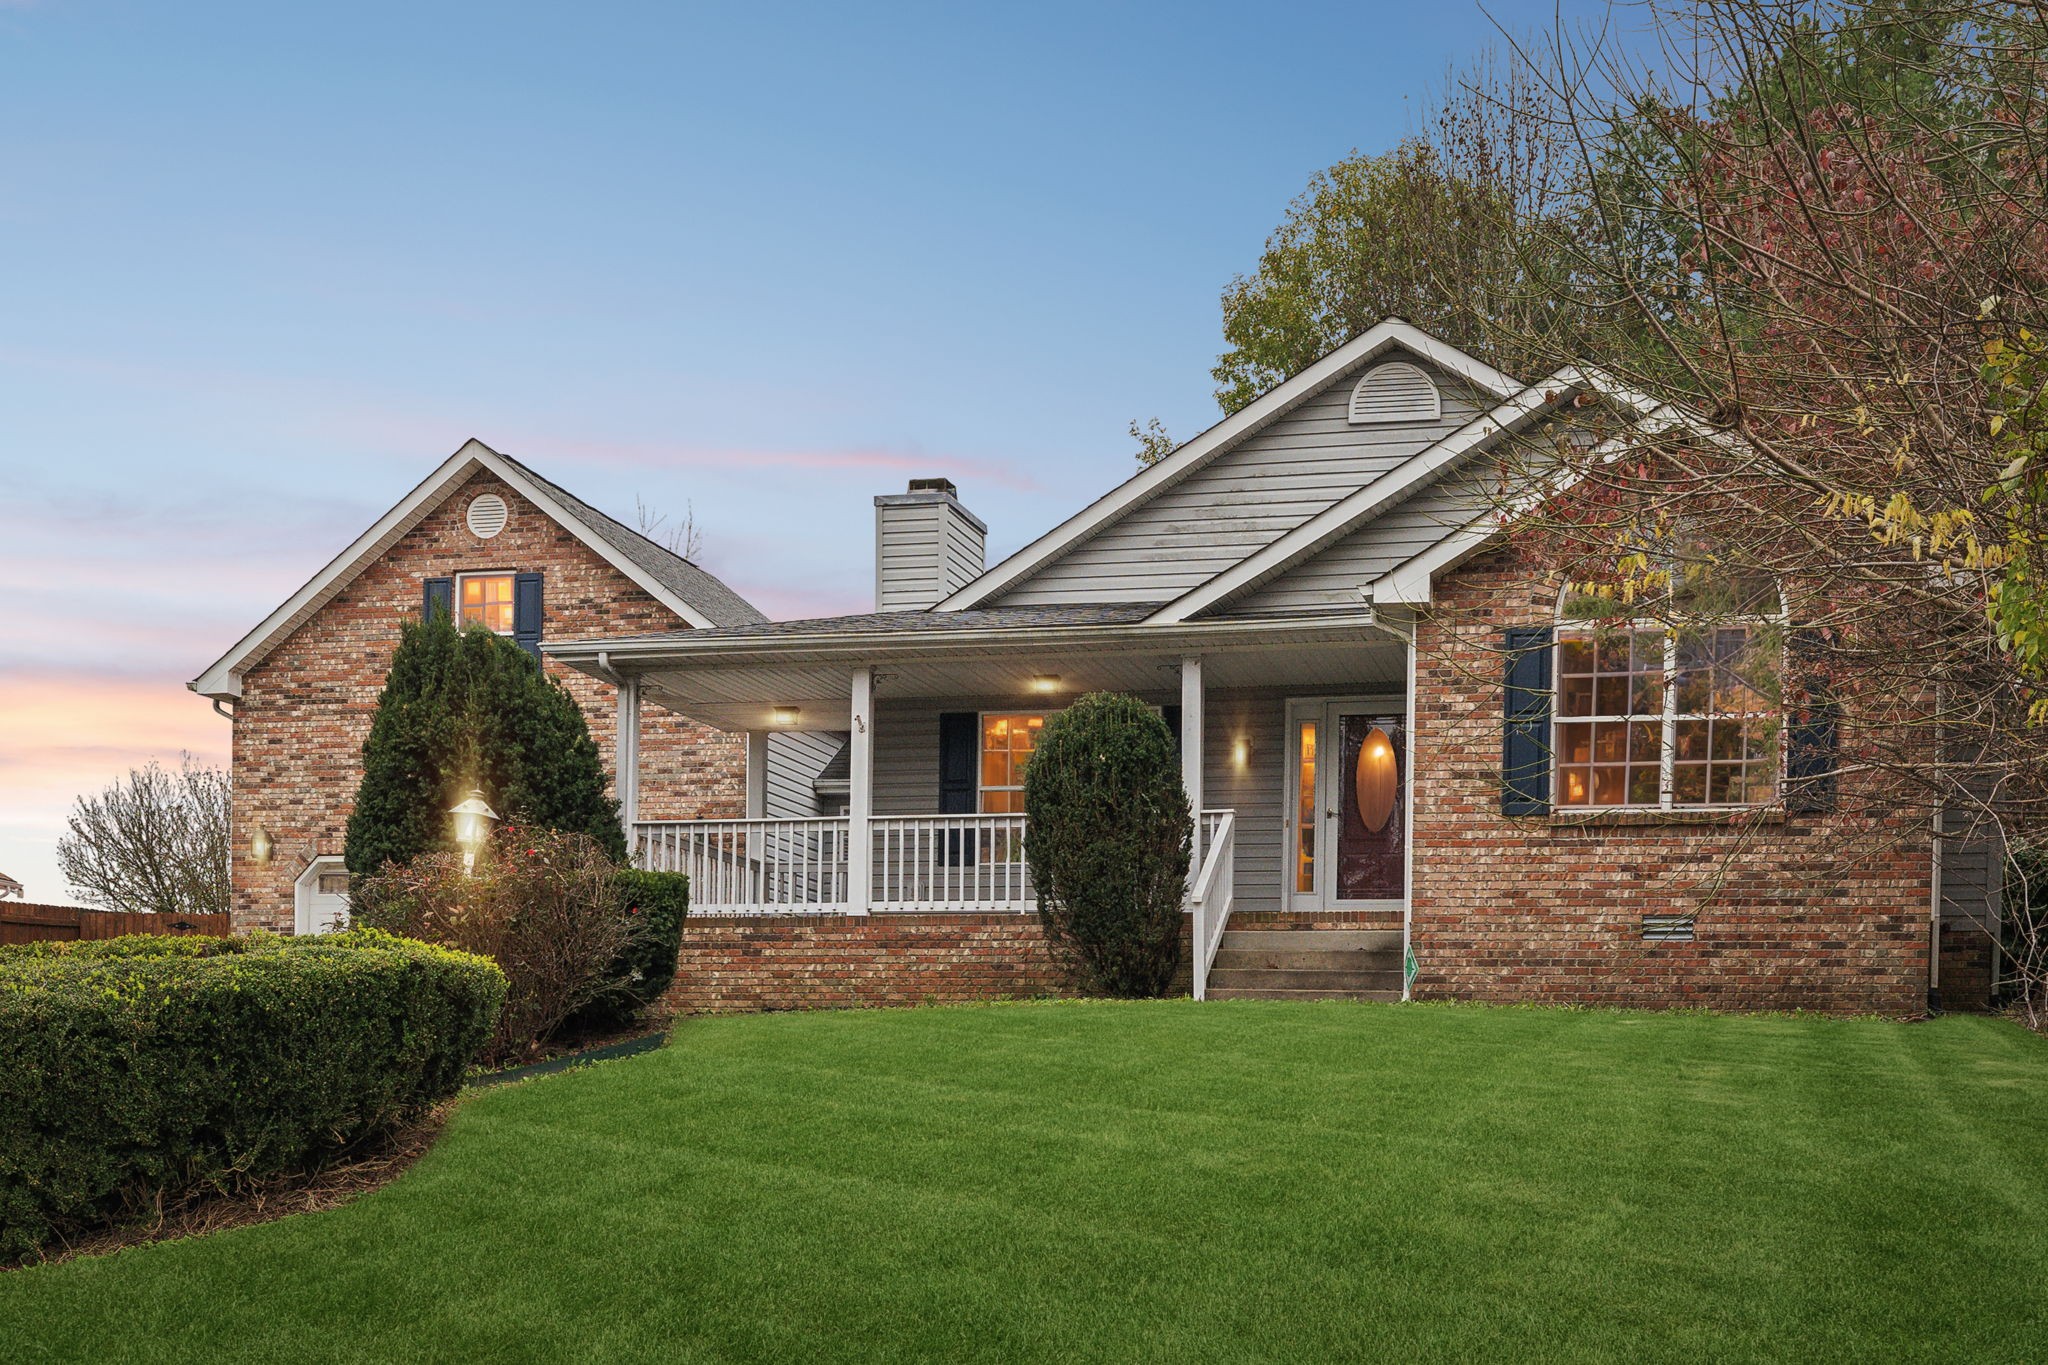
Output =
[
  {"x1": 1478, "y1": 0, "x2": 2048, "y2": 1013},
  {"x1": 345, "y1": 614, "x2": 625, "y2": 879},
  {"x1": 57, "y1": 756, "x2": 230, "y2": 916}
]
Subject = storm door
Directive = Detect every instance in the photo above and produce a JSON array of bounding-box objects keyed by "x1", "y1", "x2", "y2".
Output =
[{"x1": 1284, "y1": 699, "x2": 1407, "y2": 910}]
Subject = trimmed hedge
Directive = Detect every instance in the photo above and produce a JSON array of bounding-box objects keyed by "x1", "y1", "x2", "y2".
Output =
[
  {"x1": 0, "y1": 929, "x2": 505, "y2": 1262},
  {"x1": 570, "y1": 869, "x2": 691, "y2": 1032}
]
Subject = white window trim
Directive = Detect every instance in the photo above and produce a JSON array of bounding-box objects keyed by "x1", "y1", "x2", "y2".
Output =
[
  {"x1": 455, "y1": 569, "x2": 517, "y2": 636},
  {"x1": 1551, "y1": 607, "x2": 1790, "y2": 813}
]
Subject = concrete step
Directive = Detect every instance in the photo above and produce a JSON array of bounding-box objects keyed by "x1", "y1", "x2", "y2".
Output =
[
  {"x1": 1207, "y1": 967, "x2": 1404, "y2": 992},
  {"x1": 1218, "y1": 929, "x2": 1401, "y2": 953},
  {"x1": 1210, "y1": 947, "x2": 1400, "y2": 972},
  {"x1": 1207, "y1": 986, "x2": 1403, "y2": 1003}
]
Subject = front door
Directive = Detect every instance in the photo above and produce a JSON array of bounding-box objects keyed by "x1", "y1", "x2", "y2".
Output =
[{"x1": 1286, "y1": 699, "x2": 1407, "y2": 911}]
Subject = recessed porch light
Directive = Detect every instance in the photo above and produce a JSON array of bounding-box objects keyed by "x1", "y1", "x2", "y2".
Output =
[
  {"x1": 771, "y1": 706, "x2": 802, "y2": 726},
  {"x1": 1029, "y1": 674, "x2": 1062, "y2": 695}
]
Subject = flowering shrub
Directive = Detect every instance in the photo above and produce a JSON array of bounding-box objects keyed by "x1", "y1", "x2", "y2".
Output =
[{"x1": 351, "y1": 827, "x2": 640, "y2": 1062}]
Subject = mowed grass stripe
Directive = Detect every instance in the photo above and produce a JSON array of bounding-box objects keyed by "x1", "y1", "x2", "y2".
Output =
[{"x1": 3, "y1": 1001, "x2": 2045, "y2": 1363}]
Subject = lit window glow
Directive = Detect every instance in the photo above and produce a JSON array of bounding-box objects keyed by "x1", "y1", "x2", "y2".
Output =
[{"x1": 459, "y1": 573, "x2": 515, "y2": 634}]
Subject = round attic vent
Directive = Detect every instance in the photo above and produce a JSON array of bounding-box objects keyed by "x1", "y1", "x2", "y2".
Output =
[{"x1": 466, "y1": 493, "x2": 509, "y2": 539}]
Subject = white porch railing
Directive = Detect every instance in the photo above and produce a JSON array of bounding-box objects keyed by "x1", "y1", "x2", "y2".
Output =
[
  {"x1": 1189, "y1": 810, "x2": 1237, "y2": 1001},
  {"x1": 633, "y1": 810, "x2": 1238, "y2": 956},
  {"x1": 871, "y1": 813, "x2": 1032, "y2": 912},
  {"x1": 636, "y1": 818, "x2": 849, "y2": 914}
]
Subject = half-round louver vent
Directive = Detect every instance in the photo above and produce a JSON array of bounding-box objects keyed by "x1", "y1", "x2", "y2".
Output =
[
  {"x1": 1348, "y1": 361, "x2": 1441, "y2": 425},
  {"x1": 466, "y1": 493, "x2": 509, "y2": 539}
]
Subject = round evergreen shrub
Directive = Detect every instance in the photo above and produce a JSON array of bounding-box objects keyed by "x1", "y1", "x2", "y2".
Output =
[
  {"x1": 1023, "y1": 692, "x2": 1192, "y2": 997},
  {"x1": 346, "y1": 613, "x2": 625, "y2": 880},
  {"x1": 0, "y1": 930, "x2": 505, "y2": 1263}
]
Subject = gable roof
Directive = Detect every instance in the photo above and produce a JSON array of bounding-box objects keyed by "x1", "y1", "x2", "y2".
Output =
[
  {"x1": 1146, "y1": 368, "x2": 1594, "y2": 622},
  {"x1": 190, "y1": 438, "x2": 765, "y2": 701},
  {"x1": 935, "y1": 319, "x2": 1523, "y2": 612}
]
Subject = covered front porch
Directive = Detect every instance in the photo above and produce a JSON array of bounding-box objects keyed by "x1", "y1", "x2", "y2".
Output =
[{"x1": 548, "y1": 608, "x2": 1414, "y2": 998}]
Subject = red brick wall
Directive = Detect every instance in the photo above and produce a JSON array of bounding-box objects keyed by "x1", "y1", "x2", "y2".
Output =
[
  {"x1": 1407, "y1": 548, "x2": 1932, "y2": 1015},
  {"x1": 228, "y1": 468, "x2": 746, "y2": 933},
  {"x1": 669, "y1": 914, "x2": 1068, "y2": 1013}
]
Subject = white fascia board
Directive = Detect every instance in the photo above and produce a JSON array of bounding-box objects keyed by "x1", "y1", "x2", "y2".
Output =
[
  {"x1": 188, "y1": 438, "x2": 722, "y2": 702},
  {"x1": 934, "y1": 320, "x2": 1523, "y2": 612},
  {"x1": 1146, "y1": 368, "x2": 1591, "y2": 624},
  {"x1": 1368, "y1": 408, "x2": 1706, "y2": 607},
  {"x1": 189, "y1": 444, "x2": 491, "y2": 700}
]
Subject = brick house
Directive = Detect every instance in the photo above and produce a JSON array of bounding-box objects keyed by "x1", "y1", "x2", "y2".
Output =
[
  {"x1": 190, "y1": 439, "x2": 788, "y2": 935},
  {"x1": 542, "y1": 320, "x2": 2002, "y2": 1015}
]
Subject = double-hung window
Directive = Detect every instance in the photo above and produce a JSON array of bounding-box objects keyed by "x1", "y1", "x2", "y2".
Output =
[
  {"x1": 457, "y1": 572, "x2": 516, "y2": 634},
  {"x1": 1554, "y1": 577, "x2": 1782, "y2": 809},
  {"x1": 978, "y1": 713, "x2": 1045, "y2": 813}
]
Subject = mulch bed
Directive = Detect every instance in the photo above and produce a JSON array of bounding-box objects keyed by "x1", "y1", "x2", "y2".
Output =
[{"x1": 6, "y1": 1106, "x2": 453, "y2": 1273}]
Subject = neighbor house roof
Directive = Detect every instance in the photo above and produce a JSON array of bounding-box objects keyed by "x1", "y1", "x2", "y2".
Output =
[{"x1": 190, "y1": 438, "x2": 765, "y2": 701}]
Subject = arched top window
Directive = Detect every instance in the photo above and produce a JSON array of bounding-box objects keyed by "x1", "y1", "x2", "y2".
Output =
[
  {"x1": 1552, "y1": 560, "x2": 1787, "y2": 810},
  {"x1": 1348, "y1": 361, "x2": 1441, "y2": 425}
]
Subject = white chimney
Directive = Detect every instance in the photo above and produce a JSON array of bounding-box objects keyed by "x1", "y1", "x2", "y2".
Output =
[{"x1": 874, "y1": 478, "x2": 986, "y2": 611}]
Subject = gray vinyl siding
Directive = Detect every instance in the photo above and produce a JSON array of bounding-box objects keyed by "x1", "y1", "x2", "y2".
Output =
[
  {"x1": 869, "y1": 688, "x2": 1351, "y2": 916},
  {"x1": 991, "y1": 366, "x2": 1487, "y2": 607},
  {"x1": 875, "y1": 497, "x2": 987, "y2": 612},
  {"x1": 765, "y1": 730, "x2": 843, "y2": 819},
  {"x1": 1223, "y1": 465, "x2": 1499, "y2": 615},
  {"x1": 1940, "y1": 819, "x2": 2005, "y2": 933},
  {"x1": 1202, "y1": 689, "x2": 1289, "y2": 916}
]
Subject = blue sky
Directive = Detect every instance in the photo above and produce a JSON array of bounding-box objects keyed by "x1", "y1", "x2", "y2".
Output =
[{"x1": 0, "y1": 0, "x2": 1623, "y2": 901}]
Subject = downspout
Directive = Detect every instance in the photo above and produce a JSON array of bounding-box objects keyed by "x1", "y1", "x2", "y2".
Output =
[
  {"x1": 1366, "y1": 599, "x2": 1420, "y2": 1003},
  {"x1": 211, "y1": 698, "x2": 236, "y2": 721},
  {"x1": 1928, "y1": 807, "x2": 1944, "y2": 1014}
]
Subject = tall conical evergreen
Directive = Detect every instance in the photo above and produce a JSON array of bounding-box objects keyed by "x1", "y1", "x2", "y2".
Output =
[{"x1": 345, "y1": 612, "x2": 625, "y2": 878}]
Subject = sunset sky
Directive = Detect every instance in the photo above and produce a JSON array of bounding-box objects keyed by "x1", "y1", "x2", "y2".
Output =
[{"x1": 0, "y1": 0, "x2": 1623, "y2": 902}]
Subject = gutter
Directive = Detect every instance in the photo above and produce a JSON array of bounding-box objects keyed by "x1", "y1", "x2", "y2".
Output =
[{"x1": 543, "y1": 611, "x2": 1400, "y2": 673}]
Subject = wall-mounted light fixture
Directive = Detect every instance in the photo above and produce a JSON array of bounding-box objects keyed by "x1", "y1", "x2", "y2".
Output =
[
  {"x1": 1029, "y1": 674, "x2": 1062, "y2": 695},
  {"x1": 771, "y1": 705, "x2": 802, "y2": 726},
  {"x1": 249, "y1": 826, "x2": 274, "y2": 867},
  {"x1": 1232, "y1": 736, "x2": 1250, "y2": 770}
]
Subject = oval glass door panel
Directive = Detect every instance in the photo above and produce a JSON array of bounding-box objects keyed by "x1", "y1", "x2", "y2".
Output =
[
  {"x1": 1335, "y1": 714, "x2": 1404, "y2": 901},
  {"x1": 1354, "y1": 725, "x2": 1397, "y2": 832}
]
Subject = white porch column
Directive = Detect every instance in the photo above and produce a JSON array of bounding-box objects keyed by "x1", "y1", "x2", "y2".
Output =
[
  {"x1": 847, "y1": 667, "x2": 874, "y2": 915},
  {"x1": 1181, "y1": 654, "x2": 1204, "y2": 876},
  {"x1": 745, "y1": 731, "x2": 769, "y2": 819},
  {"x1": 616, "y1": 674, "x2": 641, "y2": 859}
]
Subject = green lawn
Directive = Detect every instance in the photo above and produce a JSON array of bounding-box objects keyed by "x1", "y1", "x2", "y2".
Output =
[{"x1": 4, "y1": 1002, "x2": 2046, "y2": 1363}]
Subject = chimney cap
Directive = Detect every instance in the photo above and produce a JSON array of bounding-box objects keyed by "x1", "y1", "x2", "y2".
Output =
[{"x1": 906, "y1": 477, "x2": 958, "y2": 497}]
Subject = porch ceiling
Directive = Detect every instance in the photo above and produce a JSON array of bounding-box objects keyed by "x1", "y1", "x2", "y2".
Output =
[{"x1": 560, "y1": 614, "x2": 1408, "y2": 732}]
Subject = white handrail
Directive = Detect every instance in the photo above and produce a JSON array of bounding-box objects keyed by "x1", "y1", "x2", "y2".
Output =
[
  {"x1": 635, "y1": 817, "x2": 849, "y2": 914},
  {"x1": 1189, "y1": 810, "x2": 1237, "y2": 1001}
]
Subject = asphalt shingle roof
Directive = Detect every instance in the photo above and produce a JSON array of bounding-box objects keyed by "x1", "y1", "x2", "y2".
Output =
[{"x1": 498, "y1": 453, "x2": 767, "y2": 628}]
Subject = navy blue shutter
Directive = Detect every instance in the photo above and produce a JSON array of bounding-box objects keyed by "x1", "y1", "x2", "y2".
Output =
[
  {"x1": 1785, "y1": 629, "x2": 1838, "y2": 813},
  {"x1": 422, "y1": 577, "x2": 453, "y2": 623},
  {"x1": 1502, "y1": 625, "x2": 1554, "y2": 815},
  {"x1": 1162, "y1": 705, "x2": 1183, "y2": 756},
  {"x1": 512, "y1": 573, "x2": 544, "y2": 662},
  {"x1": 938, "y1": 712, "x2": 978, "y2": 866}
]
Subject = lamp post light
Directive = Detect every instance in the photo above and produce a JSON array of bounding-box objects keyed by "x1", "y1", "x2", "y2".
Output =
[{"x1": 449, "y1": 791, "x2": 500, "y2": 872}]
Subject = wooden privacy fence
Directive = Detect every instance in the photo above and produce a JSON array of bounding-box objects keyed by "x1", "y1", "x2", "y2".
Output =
[{"x1": 0, "y1": 902, "x2": 230, "y2": 946}]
